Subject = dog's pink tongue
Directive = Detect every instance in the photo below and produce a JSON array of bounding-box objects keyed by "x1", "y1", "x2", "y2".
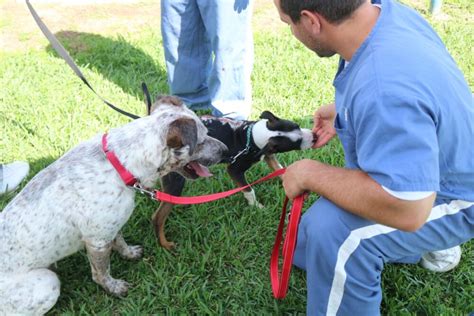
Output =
[{"x1": 189, "y1": 162, "x2": 213, "y2": 177}]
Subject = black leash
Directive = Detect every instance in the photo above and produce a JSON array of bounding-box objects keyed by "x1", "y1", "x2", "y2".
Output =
[
  {"x1": 26, "y1": 0, "x2": 149, "y2": 120},
  {"x1": 142, "y1": 82, "x2": 152, "y2": 115}
]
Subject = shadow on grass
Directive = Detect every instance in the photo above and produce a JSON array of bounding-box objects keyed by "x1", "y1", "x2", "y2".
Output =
[{"x1": 45, "y1": 31, "x2": 168, "y2": 108}]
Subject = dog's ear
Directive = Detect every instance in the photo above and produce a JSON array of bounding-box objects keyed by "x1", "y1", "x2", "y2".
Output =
[
  {"x1": 166, "y1": 118, "x2": 198, "y2": 154},
  {"x1": 260, "y1": 111, "x2": 280, "y2": 122},
  {"x1": 151, "y1": 95, "x2": 184, "y2": 114}
]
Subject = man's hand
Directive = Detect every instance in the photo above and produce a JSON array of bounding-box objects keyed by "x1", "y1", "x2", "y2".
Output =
[
  {"x1": 313, "y1": 103, "x2": 337, "y2": 148},
  {"x1": 234, "y1": 0, "x2": 249, "y2": 13},
  {"x1": 282, "y1": 159, "x2": 320, "y2": 199}
]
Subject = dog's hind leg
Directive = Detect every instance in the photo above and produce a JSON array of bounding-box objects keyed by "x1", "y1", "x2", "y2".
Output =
[
  {"x1": 85, "y1": 241, "x2": 130, "y2": 297},
  {"x1": 0, "y1": 269, "x2": 60, "y2": 315},
  {"x1": 152, "y1": 172, "x2": 186, "y2": 250},
  {"x1": 112, "y1": 231, "x2": 143, "y2": 260},
  {"x1": 153, "y1": 202, "x2": 176, "y2": 250}
]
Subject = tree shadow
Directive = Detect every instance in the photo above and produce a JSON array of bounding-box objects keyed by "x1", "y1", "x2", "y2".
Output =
[{"x1": 45, "y1": 31, "x2": 169, "y2": 106}]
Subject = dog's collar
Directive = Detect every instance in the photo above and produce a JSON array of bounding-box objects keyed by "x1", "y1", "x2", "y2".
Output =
[
  {"x1": 102, "y1": 133, "x2": 137, "y2": 186},
  {"x1": 229, "y1": 123, "x2": 257, "y2": 165}
]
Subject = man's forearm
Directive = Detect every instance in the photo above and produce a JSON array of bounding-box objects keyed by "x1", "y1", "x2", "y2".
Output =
[{"x1": 301, "y1": 161, "x2": 435, "y2": 231}]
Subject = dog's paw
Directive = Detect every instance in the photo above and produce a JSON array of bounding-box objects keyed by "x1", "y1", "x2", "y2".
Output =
[
  {"x1": 122, "y1": 245, "x2": 144, "y2": 260},
  {"x1": 161, "y1": 240, "x2": 176, "y2": 250},
  {"x1": 248, "y1": 200, "x2": 264, "y2": 209},
  {"x1": 105, "y1": 278, "x2": 130, "y2": 297},
  {"x1": 255, "y1": 202, "x2": 264, "y2": 209},
  {"x1": 243, "y1": 190, "x2": 264, "y2": 209}
]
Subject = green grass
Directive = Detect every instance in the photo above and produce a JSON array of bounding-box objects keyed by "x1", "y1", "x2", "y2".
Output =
[{"x1": 1, "y1": 1, "x2": 473, "y2": 315}]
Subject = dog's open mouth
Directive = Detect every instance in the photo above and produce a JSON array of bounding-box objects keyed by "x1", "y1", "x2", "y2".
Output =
[{"x1": 183, "y1": 161, "x2": 213, "y2": 179}]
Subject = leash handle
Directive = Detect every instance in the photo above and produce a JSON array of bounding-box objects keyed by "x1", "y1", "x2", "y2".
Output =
[
  {"x1": 26, "y1": 0, "x2": 141, "y2": 120},
  {"x1": 270, "y1": 194, "x2": 305, "y2": 299},
  {"x1": 154, "y1": 168, "x2": 286, "y2": 204}
]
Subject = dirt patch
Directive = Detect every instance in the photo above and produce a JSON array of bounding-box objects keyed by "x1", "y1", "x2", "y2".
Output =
[
  {"x1": 0, "y1": 1, "x2": 161, "y2": 51},
  {"x1": 0, "y1": 0, "x2": 283, "y2": 52}
]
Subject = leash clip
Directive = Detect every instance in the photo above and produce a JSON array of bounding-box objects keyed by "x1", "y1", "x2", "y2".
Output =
[
  {"x1": 132, "y1": 183, "x2": 158, "y2": 200},
  {"x1": 229, "y1": 123, "x2": 254, "y2": 165},
  {"x1": 229, "y1": 148, "x2": 249, "y2": 165}
]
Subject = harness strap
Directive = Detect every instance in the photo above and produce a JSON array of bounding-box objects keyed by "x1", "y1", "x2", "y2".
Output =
[
  {"x1": 229, "y1": 123, "x2": 255, "y2": 165},
  {"x1": 26, "y1": 0, "x2": 141, "y2": 120}
]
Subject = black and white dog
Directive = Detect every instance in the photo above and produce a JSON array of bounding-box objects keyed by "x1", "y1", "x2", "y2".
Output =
[{"x1": 152, "y1": 110, "x2": 315, "y2": 249}]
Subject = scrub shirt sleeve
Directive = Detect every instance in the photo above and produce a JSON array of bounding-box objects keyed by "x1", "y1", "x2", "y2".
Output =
[{"x1": 353, "y1": 92, "x2": 440, "y2": 192}]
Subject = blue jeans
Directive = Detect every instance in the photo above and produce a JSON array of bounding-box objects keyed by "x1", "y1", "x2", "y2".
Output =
[
  {"x1": 294, "y1": 197, "x2": 474, "y2": 315},
  {"x1": 161, "y1": 0, "x2": 253, "y2": 120}
]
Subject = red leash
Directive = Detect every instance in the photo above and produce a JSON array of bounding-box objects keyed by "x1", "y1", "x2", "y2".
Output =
[
  {"x1": 103, "y1": 133, "x2": 304, "y2": 299},
  {"x1": 135, "y1": 164, "x2": 305, "y2": 299},
  {"x1": 270, "y1": 194, "x2": 306, "y2": 299},
  {"x1": 138, "y1": 167, "x2": 306, "y2": 299},
  {"x1": 152, "y1": 168, "x2": 287, "y2": 204}
]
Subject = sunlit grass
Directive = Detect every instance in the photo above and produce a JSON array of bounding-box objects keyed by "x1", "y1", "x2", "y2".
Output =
[{"x1": 0, "y1": 0, "x2": 472, "y2": 314}]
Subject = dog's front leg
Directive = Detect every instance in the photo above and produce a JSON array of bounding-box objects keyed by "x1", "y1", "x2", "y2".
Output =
[
  {"x1": 227, "y1": 164, "x2": 264, "y2": 209},
  {"x1": 85, "y1": 241, "x2": 130, "y2": 297},
  {"x1": 264, "y1": 154, "x2": 284, "y2": 174},
  {"x1": 112, "y1": 232, "x2": 143, "y2": 260}
]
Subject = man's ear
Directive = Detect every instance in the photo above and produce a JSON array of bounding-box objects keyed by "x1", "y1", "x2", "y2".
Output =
[
  {"x1": 301, "y1": 9, "x2": 321, "y2": 34},
  {"x1": 166, "y1": 118, "x2": 197, "y2": 155},
  {"x1": 260, "y1": 110, "x2": 280, "y2": 122}
]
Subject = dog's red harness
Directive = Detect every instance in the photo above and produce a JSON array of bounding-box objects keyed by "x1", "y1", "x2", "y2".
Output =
[{"x1": 102, "y1": 133, "x2": 305, "y2": 299}]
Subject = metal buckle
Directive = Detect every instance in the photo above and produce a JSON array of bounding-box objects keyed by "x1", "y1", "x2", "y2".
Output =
[
  {"x1": 132, "y1": 183, "x2": 157, "y2": 200},
  {"x1": 230, "y1": 148, "x2": 249, "y2": 165}
]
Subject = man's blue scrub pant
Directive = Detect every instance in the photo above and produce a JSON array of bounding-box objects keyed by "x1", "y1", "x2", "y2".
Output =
[
  {"x1": 294, "y1": 197, "x2": 474, "y2": 315},
  {"x1": 161, "y1": 0, "x2": 253, "y2": 120}
]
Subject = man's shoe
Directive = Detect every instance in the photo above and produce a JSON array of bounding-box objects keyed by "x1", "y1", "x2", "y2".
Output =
[
  {"x1": 420, "y1": 245, "x2": 462, "y2": 272},
  {"x1": 0, "y1": 161, "x2": 30, "y2": 194}
]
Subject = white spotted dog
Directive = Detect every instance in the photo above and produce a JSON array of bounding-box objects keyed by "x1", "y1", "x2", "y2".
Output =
[
  {"x1": 153, "y1": 110, "x2": 316, "y2": 249},
  {"x1": 0, "y1": 95, "x2": 227, "y2": 315}
]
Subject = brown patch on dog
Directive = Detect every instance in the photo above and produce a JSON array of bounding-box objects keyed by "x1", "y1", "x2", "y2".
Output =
[{"x1": 166, "y1": 118, "x2": 197, "y2": 154}]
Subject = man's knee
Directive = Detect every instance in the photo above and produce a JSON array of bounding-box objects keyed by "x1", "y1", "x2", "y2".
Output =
[{"x1": 301, "y1": 198, "x2": 350, "y2": 246}]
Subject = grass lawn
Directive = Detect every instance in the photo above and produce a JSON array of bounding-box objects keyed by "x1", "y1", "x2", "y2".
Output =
[{"x1": 1, "y1": 0, "x2": 473, "y2": 314}]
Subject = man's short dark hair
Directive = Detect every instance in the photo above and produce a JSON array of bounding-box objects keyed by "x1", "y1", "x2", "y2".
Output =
[{"x1": 280, "y1": 0, "x2": 366, "y2": 24}]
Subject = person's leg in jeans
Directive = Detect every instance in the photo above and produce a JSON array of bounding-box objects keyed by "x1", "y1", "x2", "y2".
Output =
[
  {"x1": 161, "y1": 0, "x2": 212, "y2": 110},
  {"x1": 198, "y1": 0, "x2": 254, "y2": 120},
  {"x1": 293, "y1": 197, "x2": 474, "y2": 315}
]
